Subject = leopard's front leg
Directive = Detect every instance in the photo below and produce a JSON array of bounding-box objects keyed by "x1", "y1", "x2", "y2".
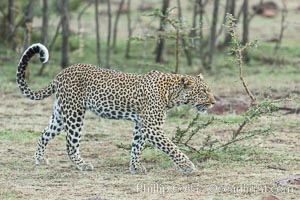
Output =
[
  {"x1": 143, "y1": 127, "x2": 195, "y2": 173},
  {"x1": 140, "y1": 112, "x2": 196, "y2": 173}
]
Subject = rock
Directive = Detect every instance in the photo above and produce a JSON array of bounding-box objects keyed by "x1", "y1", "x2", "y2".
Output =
[
  {"x1": 262, "y1": 195, "x2": 281, "y2": 200},
  {"x1": 252, "y1": 1, "x2": 278, "y2": 18},
  {"x1": 275, "y1": 175, "x2": 300, "y2": 185},
  {"x1": 208, "y1": 98, "x2": 249, "y2": 115}
]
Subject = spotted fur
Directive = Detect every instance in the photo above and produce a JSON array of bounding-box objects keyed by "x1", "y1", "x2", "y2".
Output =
[{"x1": 16, "y1": 43, "x2": 216, "y2": 174}]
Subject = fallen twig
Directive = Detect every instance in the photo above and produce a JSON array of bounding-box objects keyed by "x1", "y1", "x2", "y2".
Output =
[
  {"x1": 278, "y1": 106, "x2": 300, "y2": 114},
  {"x1": 267, "y1": 165, "x2": 287, "y2": 171}
]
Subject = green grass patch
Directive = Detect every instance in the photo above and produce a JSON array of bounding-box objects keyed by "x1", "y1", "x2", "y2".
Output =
[
  {"x1": 141, "y1": 148, "x2": 173, "y2": 169},
  {"x1": 104, "y1": 151, "x2": 130, "y2": 167},
  {"x1": 0, "y1": 193, "x2": 18, "y2": 200},
  {"x1": 0, "y1": 129, "x2": 40, "y2": 142}
]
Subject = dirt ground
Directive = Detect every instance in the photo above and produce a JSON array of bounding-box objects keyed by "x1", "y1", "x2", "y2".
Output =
[
  {"x1": 1, "y1": 0, "x2": 300, "y2": 198},
  {"x1": 0, "y1": 85, "x2": 299, "y2": 200}
]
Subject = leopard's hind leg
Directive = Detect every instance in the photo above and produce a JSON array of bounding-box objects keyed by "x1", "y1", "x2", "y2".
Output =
[
  {"x1": 35, "y1": 99, "x2": 63, "y2": 165},
  {"x1": 130, "y1": 120, "x2": 147, "y2": 174},
  {"x1": 63, "y1": 106, "x2": 93, "y2": 171}
]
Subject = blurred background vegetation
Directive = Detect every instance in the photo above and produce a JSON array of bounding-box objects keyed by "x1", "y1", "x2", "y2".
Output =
[
  {"x1": 1, "y1": 0, "x2": 300, "y2": 120},
  {"x1": 0, "y1": 0, "x2": 299, "y2": 76}
]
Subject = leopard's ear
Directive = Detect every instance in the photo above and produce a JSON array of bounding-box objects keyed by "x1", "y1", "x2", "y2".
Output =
[
  {"x1": 180, "y1": 77, "x2": 194, "y2": 88},
  {"x1": 197, "y1": 73, "x2": 204, "y2": 80}
]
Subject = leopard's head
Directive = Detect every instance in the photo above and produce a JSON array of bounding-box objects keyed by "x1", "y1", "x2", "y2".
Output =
[{"x1": 178, "y1": 74, "x2": 216, "y2": 113}]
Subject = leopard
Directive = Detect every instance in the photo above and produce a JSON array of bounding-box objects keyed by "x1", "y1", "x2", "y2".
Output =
[{"x1": 16, "y1": 43, "x2": 216, "y2": 174}]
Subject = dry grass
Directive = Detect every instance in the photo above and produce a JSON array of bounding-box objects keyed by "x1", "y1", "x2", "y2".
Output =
[{"x1": 0, "y1": 84, "x2": 299, "y2": 200}]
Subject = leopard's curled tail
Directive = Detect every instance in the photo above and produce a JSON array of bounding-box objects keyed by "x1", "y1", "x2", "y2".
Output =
[{"x1": 16, "y1": 43, "x2": 55, "y2": 100}]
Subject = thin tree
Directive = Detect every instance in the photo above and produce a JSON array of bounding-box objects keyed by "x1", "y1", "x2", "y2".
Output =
[
  {"x1": 207, "y1": 0, "x2": 219, "y2": 69},
  {"x1": 8, "y1": 0, "x2": 16, "y2": 50},
  {"x1": 198, "y1": 0, "x2": 205, "y2": 64},
  {"x1": 112, "y1": 0, "x2": 125, "y2": 50},
  {"x1": 78, "y1": 2, "x2": 92, "y2": 58},
  {"x1": 274, "y1": 0, "x2": 287, "y2": 54},
  {"x1": 190, "y1": 0, "x2": 198, "y2": 48},
  {"x1": 41, "y1": 0, "x2": 48, "y2": 45},
  {"x1": 223, "y1": 0, "x2": 235, "y2": 46},
  {"x1": 38, "y1": 0, "x2": 49, "y2": 76},
  {"x1": 125, "y1": 0, "x2": 133, "y2": 58},
  {"x1": 241, "y1": 0, "x2": 249, "y2": 62},
  {"x1": 242, "y1": 0, "x2": 249, "y2": 45},
  {"x1": 106, "y1": 0, "x2": 112, "y2": 68},
  {"x1": 38, "y1": 19, "x2": 62, "y2": 75},
  {"x1": 155, "y1": 0, "x2": 170, "y2": 63},
  {"x1": 23, "y1": 0, "x2": 35, "y2": 79},
  {"x1": 177, "y1": 0, "x2": 192, "y2": 66},
  {"x1": 216, "y1": 0, "x2": 231, "y2": 42},
  {"x1": 60, "y1": 0, "x2": 70, "y2": 68},
  {"x1": 95, "y1": 0, "x2": 101, "y2": 65},
  {"x1": 23, "y1": 0, "x2": 35, "y2": 50}
]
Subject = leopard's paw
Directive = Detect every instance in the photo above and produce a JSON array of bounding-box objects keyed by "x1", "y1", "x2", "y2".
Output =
[
  {"x1": 35, "y1": 156, "x2": 49, "y2": 166},
  {"x1": 77, "y1": 162, "x2": 94, "y2": 171},
  {"x1": 176, "y1": 159, "x2": 196, "y2": 174},
  {"x1": 130, "y1": 163, "x2": 147, "y2": 175}
]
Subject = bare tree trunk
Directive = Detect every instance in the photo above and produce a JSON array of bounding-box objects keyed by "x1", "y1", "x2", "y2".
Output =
[
  {"x1": 274, "y1": 0, "x2": 287, "y2": 54},
  {"x1": 38, "y1": 0, "x2": 49, "y2": 76},
  {"x1": 60, "y1": 0, "x2": 69, "y2": 68},
  {"x1": 155, "y1": 0, "x2": 170, "y2": 63},
  {"x1": 190, "y1": 0, "x2": 198, "y2": 48},
  {"x1": 198, "y1": 0, "x2": 205, "y2": 64},
  {"x1": 216, "y1": 0, "x2": 230, "y2": 42},
  {"x1": 125, "y1": 0, "x2": 133, "y2": 59},
  {"x1": 78, "y1": 2, "x2": 91, "y2": 58},
  {"x1": 8, "y1": 0, "x2": 16, "y2": 50},
  {"x1": 105, "y1": 0, "x2": 112, "y2": 68},
  {"x1": 49, "y1": 19, "x2": 62, "y2": 52},
  {"x1": 41, "y1": 0, "x2": 48, "y2": 45},
  {"x1": 207, "y1": 0, "x2": 219, "y2": 69},
  {"x1": 175, "y1": 30, "x2": 180, "y2": 73},
  {"x1": 242, "y1": 0, "x2": 249, "y2": 62},
  {"x1": 224, "y1": 0, "x2": 235, "y2": 45},
  {"x1": 23, "y1": 0, "x2": 35, "y2": 50},
  {"x1": 38, "y1": 19, "x2": 62, "y2": 75},
  {"x1": 242, "y1": 0, "x2": 248, "y2": 45},
  {"x1": 112, "y1": 0, "x2": 125, "y2": 50},
  {"x1": 177, "y1": 0, "x2": 192, "y2": 66},
  {"x1": 95, "y1": 0, "x2": 101, "y2": 65},
  {"x1": 23, "y1": 0, "x2": 35, "y2": 79}
]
